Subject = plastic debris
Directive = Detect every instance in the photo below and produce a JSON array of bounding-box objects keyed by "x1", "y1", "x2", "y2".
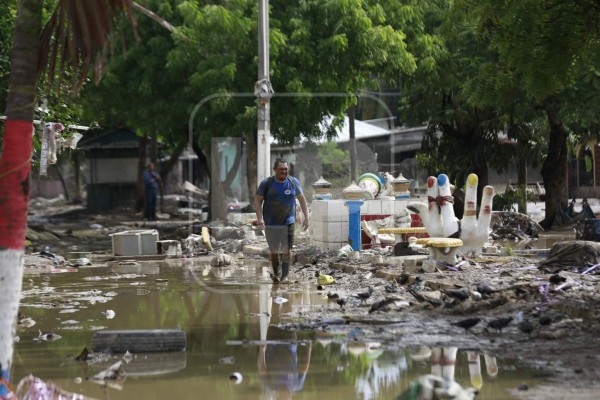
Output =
[
  {"x1": 88, "y1": 360, "x2": 126, "y2": 390},
  {"x1": 15, "y1": 375, "x2": 86, "y2": 399},
  {"x1": 317, "y1": 274, "x2": 335, "y2": 285},
  {"x1": 395, "y1": 374, "x2": 477, "y2": 400},
  {"x1": 33, "y1": 330, "x2": 62, "y2": 343},
  {"x1": 228, "y1": 372, "x2": 243, "y2": 384},
  {"x1": 273, "y1": 297, "x2": 289, "y2": 304}
]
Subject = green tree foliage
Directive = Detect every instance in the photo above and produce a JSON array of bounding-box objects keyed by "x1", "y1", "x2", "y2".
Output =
[
  {"x1": 81, "y1": 0, "x2": 188, "y2": 148},
  {"x1": 459, "y1": 0, "x2": 600, "y2": 225},
  {"x1": 0, "y1": 0, "x2": 17, "y2": 119},
  {"x1": 166, "y1": 0, "x2": 417, "y2": 145},
  {"x1": 398, "y1": 1, "x2": 515, "y2": 189}
]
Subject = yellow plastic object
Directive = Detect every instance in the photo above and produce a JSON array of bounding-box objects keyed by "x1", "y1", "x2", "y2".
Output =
[
  {"x1": 424, "y1": 237, "x2": 463, "y2": 248},
  {"x1": 377, "y1": 227, "x2": 428, "y2": 235},
  {"x1": 317, "y1": 274, "x2": 335, "y2": 285}
]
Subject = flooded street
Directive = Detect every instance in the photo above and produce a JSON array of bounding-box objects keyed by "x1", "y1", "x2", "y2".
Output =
[{"x1": 13, "y1": 259, "x2": 543, "y2": 399}]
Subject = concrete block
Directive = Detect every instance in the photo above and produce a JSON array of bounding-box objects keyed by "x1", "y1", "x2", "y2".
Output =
[
  {"x1": 364, "y1": 200, "x2": 382, "y2": 215},
  {"x1": 310, "y1": 221, "x2": 327, "y2": 241},
  {"x1": 401, "y1": 255, "x2": 428, "y2": 268},
  {"x1": 394, "y1": 199, "x2": 409, "y2": 215},
  {"x1": 327, "y1": 200, "x2": 347, "y2": 222},
  {"x1": 422, "y1": 259, "x2": 438, "y2": 273},
  {"x1": 381, "y1": 199, "x2": 395, "y2": 215},
  {"x1": 403, "y1": 264, "x2": 421, "y2": 274},
  {"x1": 310, "y1": 200, "x2": 327, "y2": 222},
  {"x1": 327, "y1": 222, "x2": 346, "y2": 243}
]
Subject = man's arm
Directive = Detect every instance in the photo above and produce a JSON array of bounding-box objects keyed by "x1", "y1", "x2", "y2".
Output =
[
  {"x1": 255, "y1": 195, "x2": 265, "y2": 229},
  {"x1": 297, "y1": 192, "x2": 309, "y2": 231},
  {"x1": 298, "y1": 341, "x2": 312, "y2": 374},
  {"x1": 257, "y1": 344, "x2": 268, "y2": 376}
]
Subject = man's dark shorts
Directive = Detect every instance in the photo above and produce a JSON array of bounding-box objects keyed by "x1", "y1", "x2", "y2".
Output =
[{"x1": 265, "y1": 224, "x2": 294, "y2": 253}]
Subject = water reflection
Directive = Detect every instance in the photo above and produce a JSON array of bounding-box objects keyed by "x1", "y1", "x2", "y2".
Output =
[{"x1": 11, "y1": 261, "x2": 540, "y2": 399}]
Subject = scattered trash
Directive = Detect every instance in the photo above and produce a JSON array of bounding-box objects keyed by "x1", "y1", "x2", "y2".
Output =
[
  {"x1": 102, "y1": 310, "x2": 116, "y2": 319},
  {"x1": 210, "y1": 254, "x2": 234, "y2": 268},
  {"x1": 15, "y1": 375, "x2": 84, "y2": 399},
  {"x1": 539, "y1": 241, "x2": 600, "y2": 273},
  {"x1": 219, "y1": 356, "x2": 236, "y2": 365},
  {"x1": 182, "y1": 234, "x2": 209, "y2": 257},
  {"x1": 88, "y1": 360, "x2": 126, "y2": 390},
  {"x1": 317, "y1": 274, "x2": 335, "y2": 285},
  {"x1": 228, "y1": 372, "x2": 243, "y2": 384},
  {"x1": 73, "y1": 257, "x2": 92, "y2": 266},
  {"x1": 33, "y1": 330, "x2": 62, "y2": 343},
  {"x1": 17, "y1": 312, "x2": 36, "y2": 328},
  {"x1": 273, "y1": 297, "x2": 288, "y2": 304},
  {"x1": 123, "y1": 350, "x2": 133, "y2": 363},
  {"x1": 395, "y1": 374, "x2": 477, "y2": 400}
]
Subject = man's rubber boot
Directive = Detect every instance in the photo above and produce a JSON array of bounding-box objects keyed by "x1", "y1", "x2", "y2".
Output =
[
  {"x1": 271, "y1": 254, "x2": 281, "y2": 283},
  {"x1": 270, "y1": 263, "x2": 280, "y2": 283},
  {"x1": 280, "y1": 262, "x2": 290, "y2": 283}
]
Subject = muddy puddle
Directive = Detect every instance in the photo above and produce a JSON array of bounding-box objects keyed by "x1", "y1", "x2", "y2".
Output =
[{"x1": 13, "y1": 259, "x2": 545, "y2": 399}]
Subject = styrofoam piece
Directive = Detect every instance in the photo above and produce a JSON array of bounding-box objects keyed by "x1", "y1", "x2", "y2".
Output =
[{"x1": 110, "y1": 230, "x2": 159, "y2": 256}]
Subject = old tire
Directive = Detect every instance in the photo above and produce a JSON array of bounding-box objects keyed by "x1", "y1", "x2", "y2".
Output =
[{"x1": 92, "y1": 329, "x2": 186, "y2": 353}]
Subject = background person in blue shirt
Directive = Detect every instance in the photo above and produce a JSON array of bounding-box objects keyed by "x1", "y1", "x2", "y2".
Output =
[
  {"x1": 143, "y1": 162, "x2": 161, "y2": 220},
  {"x1": 255, "y1": 158, "x2": 309, "y2": 282}
]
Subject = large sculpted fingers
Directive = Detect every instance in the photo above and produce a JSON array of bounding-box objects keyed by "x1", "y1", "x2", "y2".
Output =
[
  {"x1": 426, "y1": 176, "x2": 444, "y2": 237},
  {"x1": 477, "y1": 185, "x2": 494, "y2": 238},
  {"x1": 460, "y1": 173, "x2": 495, "y2": 254},
  {"x1": 437, "y1": 174, "x2": 459, "y2": 238},
  {"x1": 461, "y1": 174, "x2": 479, "y2": 240}
]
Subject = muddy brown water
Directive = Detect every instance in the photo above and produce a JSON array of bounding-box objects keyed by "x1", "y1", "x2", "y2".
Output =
[{"x1": 12, "y1": 259, "x2": 544, "y2": 399}]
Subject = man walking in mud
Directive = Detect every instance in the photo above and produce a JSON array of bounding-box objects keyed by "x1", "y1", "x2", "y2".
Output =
[{"x1": 255, "y1": 158, "x2": 309, "y2": 283}]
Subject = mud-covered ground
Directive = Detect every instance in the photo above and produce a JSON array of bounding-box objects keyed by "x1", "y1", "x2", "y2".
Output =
[{"x1": 25, "y1": 201, "x2": 600, "y2": 399}]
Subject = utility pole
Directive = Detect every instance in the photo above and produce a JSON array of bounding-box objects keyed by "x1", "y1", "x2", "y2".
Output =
[{"x1": 255, "y1": 0, "x2": 273, "y2": 183}]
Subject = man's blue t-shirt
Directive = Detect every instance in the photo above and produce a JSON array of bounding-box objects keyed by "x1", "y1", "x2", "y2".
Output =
[
  {"x1": 143, "y1": 170, "x2": 159, "y2": 193},
  {"x1": 257, "y1": 176, "x2": 303, "y2": 226},
  {"x1": 262, "y1": 344, "x2": 307, "y2": 393}
]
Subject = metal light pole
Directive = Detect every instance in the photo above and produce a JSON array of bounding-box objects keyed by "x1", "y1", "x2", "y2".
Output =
[{"x1": 255, "y1": 0, "x2": 273, "y2": 183}]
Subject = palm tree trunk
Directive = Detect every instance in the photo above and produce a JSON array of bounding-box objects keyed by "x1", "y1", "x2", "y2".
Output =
[{"x1": 0, "y1": 0, "x2": 42, "y2": 391}]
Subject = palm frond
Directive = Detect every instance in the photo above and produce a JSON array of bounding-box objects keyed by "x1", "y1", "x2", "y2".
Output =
[{"x1": 39, "y1": 0, "x2": 139, "y2": 91}]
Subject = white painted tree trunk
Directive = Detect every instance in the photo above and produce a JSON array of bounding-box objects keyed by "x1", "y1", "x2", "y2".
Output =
[{"x1": 0, "y1": 250, "x2": 24, "y2": 386}]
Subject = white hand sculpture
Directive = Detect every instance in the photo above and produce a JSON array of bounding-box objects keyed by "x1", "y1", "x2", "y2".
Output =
[{"x1": 409, "y1": 173, "x2": 495, "y2": 255}]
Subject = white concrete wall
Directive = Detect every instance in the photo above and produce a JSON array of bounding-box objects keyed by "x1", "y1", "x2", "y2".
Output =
[{"x1": 310, "y1": 199, "x2": 411, "y2": 251}]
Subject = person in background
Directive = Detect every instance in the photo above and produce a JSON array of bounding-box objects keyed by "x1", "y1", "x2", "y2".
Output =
[
  {"x1": 255, "y1": 158, "x2": 309, "y2": 283},
  {"x1": 143, "y1": 162, "x2": 160, "y2": 221}
]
